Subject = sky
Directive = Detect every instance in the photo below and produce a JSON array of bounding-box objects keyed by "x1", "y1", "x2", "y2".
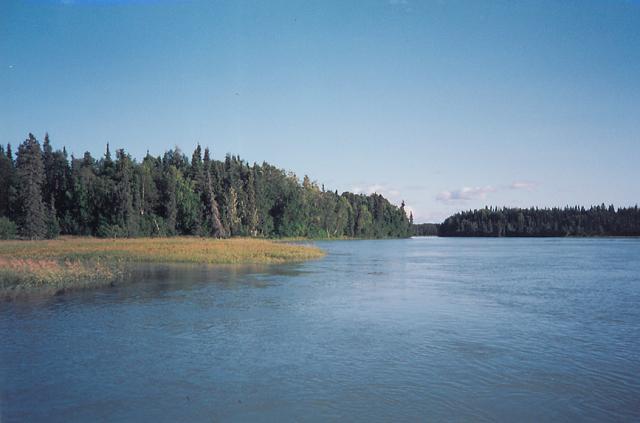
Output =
[{"x1": 1, "y1": 0, "x2": 639, "y2": 223}]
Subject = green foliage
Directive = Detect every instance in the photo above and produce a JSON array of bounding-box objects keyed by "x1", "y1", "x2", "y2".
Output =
[
  {"x1": 0, "y1": 217, "x2": 17, "y2": 240},
  {"x1": 175, "y1": 170, "x2": 202, "y2": 235},
  {"x1": 412, "y1": 223, "x2": 439, "y2": 236},
  {"x1": 3, "y1": 133, "x2": 412, "y2": 239},
  {"x1": 439, "y1": 206, "x2": 640, "y2": 237},
  {"x1": 0, "y1": 144, "x2": 14, "y2": 218},
  {"x1": 355, "y1": 204, "x2": 374, "y2": 237},
  {"x1": 46, "y1": 200, "x2": 60, "y2": 239},
  {"x1": 15, "y1": 134, "x2": 48, "y2": 239}
]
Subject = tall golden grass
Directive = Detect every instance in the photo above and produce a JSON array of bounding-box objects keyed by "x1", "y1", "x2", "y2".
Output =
[
  {"x1": 0, "y1": 237, "x2": 324, "y2": 297},
  {"x1": 0, "y1": 256, "x2": 119, "y2": 294}
]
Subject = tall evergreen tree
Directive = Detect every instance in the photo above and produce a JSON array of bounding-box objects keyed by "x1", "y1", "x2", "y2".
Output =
[
  {"x1": 114, "y1": 149, "x2": 139, "y2": 236},
  {"x1": 6, "y1": 144, "x2": 13, "y2": 163},
  {"x1": 15, "y1": 134, "x2": 47, "y2": 239},
  {"x1": 42, "y1": 133, "x2": 54, "y2": 205},
  {"x1": 69, "y1": 153, "x2": 96, "y2": 235},
  {"x1": 0, "y1": 145, "x2": 14, "y2": 218},
  {"x1": 46, "y1": 194, "x2": 61, "y2": 239}
]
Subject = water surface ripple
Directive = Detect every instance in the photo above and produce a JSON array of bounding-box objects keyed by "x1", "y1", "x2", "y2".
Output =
[{"x1": 1, "y1": 238, "x2": 639, "y2": 422}]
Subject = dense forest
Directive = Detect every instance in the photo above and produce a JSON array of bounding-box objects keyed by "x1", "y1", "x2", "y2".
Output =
[
  {"x1": 0, "y1": 133, "x2": 411, "y2": 240},
  {"x1": 438, "y1": 206, "x2": 640, "y2": 237},
  {"x1": 412, "y1": 223, "x2": 439, "y2": 236}
]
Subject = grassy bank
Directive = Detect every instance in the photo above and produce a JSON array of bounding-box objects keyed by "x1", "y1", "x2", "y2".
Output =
[{"x1": 0, "y1": 237, "x2": 324, "y2": 298}]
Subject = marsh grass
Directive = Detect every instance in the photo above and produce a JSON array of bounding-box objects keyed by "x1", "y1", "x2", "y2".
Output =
[
  {"x1": 0, "y1": 237, "x2": 324, "y2": 298},
  {"x1": 0, "y1": 257, "x2": 123, "y2": 298}
]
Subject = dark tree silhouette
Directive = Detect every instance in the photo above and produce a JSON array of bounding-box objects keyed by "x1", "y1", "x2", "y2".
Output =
[
  {"x1": 439, "y1": 206, "x2": 640, "y2": 237},
  {"x1": 15, "y1": 134, "x2": 47, "y2": 239},
  {"x1": 0, "y1": 133, "x2": 412, "y2": 239}
]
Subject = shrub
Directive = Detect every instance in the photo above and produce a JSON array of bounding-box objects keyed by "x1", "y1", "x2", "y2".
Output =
[
  {"x1": 0, "y1": 217, "x2": 17, "y2": 240},
  {"x1": 96, "y1": 223, "x2": 127, "y2": 238}
]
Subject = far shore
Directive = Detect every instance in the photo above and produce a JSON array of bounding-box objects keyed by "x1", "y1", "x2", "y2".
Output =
[{"x1": 0, "y1": 237, "x2": 325, "y2": 299}]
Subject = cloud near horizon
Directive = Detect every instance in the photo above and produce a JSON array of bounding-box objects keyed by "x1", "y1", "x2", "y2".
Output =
[
  {"x1": 437, "y1": 180, "x2": 538, "y2": 203},
  {"x1": 351, "y1": 184, "x2": 401, "y2": 198},
  {"x1": 352, "y1": 183, "x2": 417, "y2": 219},
  {"x1": 509, "y1": 181, "x2": 538, "y2": 190},
  {"x1": 436, "y1": 186, "x2": 496, "y2": 203}
]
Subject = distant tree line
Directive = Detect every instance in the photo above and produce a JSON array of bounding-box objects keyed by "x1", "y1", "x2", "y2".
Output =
[
  {"x1": 438, "y1": 206, "x2": 640, "y2": 237},
  {"x1": 0, "y1": 133, "x2": 411, "y2": 240},
  {"x1": 412, "y1": 223, "x2": 439, "y2": 236}
]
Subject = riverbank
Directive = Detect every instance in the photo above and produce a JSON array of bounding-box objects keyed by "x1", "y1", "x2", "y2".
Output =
[{"x1": 0, "y1": 237, "x2": 324, "y2": 298}]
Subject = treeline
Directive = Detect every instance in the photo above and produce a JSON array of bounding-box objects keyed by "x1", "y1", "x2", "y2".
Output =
[
  {"x1": 412, "y1": 223, "x2": 439, "y2": 236},
  {"x1": 0, "y1": 133, "x2": 411, "y2": 240},
  {"x1": 438, "y1": 206, "x2": 640, "y2": 237}
]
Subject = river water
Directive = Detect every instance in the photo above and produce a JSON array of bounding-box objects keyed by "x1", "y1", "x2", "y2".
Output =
[{"x1": 1, "y1": 238, "x2": 639, "y2": 422}]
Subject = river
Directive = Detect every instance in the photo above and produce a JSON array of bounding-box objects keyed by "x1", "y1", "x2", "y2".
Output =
[{"x1": 1, "y1": 238, "x2": 639, "y2": 422}]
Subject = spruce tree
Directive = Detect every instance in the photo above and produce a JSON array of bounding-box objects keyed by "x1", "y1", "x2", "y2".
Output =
[
  {"x1": 6, "y1": 143, "x2": 13, "y2": 163},
  {"x1": 42, "y1": 133, "x2": 57, "y2": 206},
  {"x1": 114, "y1": 149, "x2": 138, "y2": 236},
  {"x1": 15, "y1": 134, "x2": 47, "y2": 239},
  {"x1": 46, "y1": 194, "x2": 61, "y2": 239},
  {"x1": 0, "y1": 146, "x2": 14, "y2": 218}
]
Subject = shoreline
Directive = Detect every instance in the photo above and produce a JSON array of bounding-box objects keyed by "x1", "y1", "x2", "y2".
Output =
[{"x1": 0, "y1": 237, "x2": 325, "y2": 299}]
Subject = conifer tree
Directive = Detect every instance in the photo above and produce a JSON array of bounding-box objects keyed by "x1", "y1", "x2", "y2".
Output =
[
  {"x1": 15, "y1": 134, "x2": 47, "y2": 239},
  {"x1": 42, "y1": 133, "x2": 54, "y2": 205},
  {"x1": 70, "y1": 153, "x2": 96, "y2": 235},
  {"x1": 6, "y1": 143, "x2": 13, "y2": 163},
  {"x1": 5, "y1": 133, "x2": 428, "y2": 239},
  {"x1": 46, "y1": 194, "x2": 61, "y2": 239},
  {"x1": 114, "y1": 149, "x2": 138, "y2": 236},
  {"x1": 0, "y1": 145, "x2": 14, "y2": 218}
]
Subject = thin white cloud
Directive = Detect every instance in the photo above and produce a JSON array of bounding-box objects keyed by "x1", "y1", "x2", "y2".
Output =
[
  {"x1": 436, "y1": 180, "x2": 538, "y2": 203},
  {"x1": 415, "y1": 210, "x2": 449, "y2": 223},
  {"x1": 352, "y1": 184, "x2": 400, "y2": 199},
  {"x1": 351, "y1": 183, "x2": 407, "y2": 211},
  {"x1": 509, "y1": 181, "x2": 538, "y2": 190},
  {"x1": 436, "y1": 186, "x2": 496, "y2": 203}
]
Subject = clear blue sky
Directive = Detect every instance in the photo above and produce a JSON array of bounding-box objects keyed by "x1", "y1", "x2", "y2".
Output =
[{"x1": 1, "y1": 0, "x2": 639, "y2": 222}]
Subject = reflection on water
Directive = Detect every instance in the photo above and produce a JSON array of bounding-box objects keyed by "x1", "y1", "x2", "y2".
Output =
[
  {"x1": 1, "y1": 238, "x2": 640, "y2": 422},
  {"x1": 123, "y1": 263, "x2": 311, "y2": 296}
]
